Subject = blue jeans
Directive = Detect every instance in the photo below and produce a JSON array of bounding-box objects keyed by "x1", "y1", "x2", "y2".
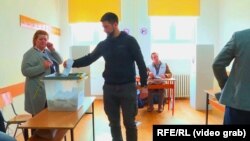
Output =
[
  {"x1": 103, "y1": 83, "x2": 137, "y2": 141},
  {"x1": 0, "y1": 131, "x2": 16, "y2": 141}
]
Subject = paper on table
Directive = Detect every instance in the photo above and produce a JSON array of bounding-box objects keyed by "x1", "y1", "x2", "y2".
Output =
[
  {"x1": 62, "y1": 59, "x2": 74, "y2": 76},
  {"x1": 147, "y1": 78, "x2": 165, "y2": 84}
]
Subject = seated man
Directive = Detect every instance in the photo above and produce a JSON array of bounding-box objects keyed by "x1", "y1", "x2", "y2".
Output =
[{"x1": 147, "y1": 52, "x2": 172, "y2": 112}]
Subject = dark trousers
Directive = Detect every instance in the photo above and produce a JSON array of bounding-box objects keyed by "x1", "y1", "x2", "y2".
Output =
[
  {"x1": 148, "y1": 89, "x2": 165, "y2": 107},
  {"x1": 103, "y1": 83, "x2": 138, "y2": 141},
  {"x1": 224, "y1": 106, "x2": 250, "y2": 124}
]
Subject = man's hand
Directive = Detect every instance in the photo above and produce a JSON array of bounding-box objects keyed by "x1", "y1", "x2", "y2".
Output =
[
  {"x1": 140, "y1": 87, "x2": 148, "y2": 99},
  {"x1": 63, "y1": 61, "x2": 67, "y2": 68},
  {"x1": 160, "y1": 74, "x2": 166, "y2": 79},
  {"x1": 148, "y1": 72, "x2": 154, "y2": 79}
]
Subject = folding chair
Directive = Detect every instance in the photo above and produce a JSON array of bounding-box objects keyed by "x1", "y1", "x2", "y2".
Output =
[{"x1": 0, "y1": 91, "x2": 32, "y2": 137}]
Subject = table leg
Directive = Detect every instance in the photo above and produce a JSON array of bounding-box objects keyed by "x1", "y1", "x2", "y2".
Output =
[
  {"x1": 206, "y1": 93, "x2": 209, "y2": 125},
  {"x1": 172, "y1": 88, "x2": 175, "y2": 116},
  {"x1": 23, "y1": 128, "x2": 29, "y2": 141},
  {"x1": 167, "y1": 88, "x2": 170, "y2": 111},
  {"x1": 70, "y1": 129, "x2": 74, "y2": 141},
  {"x1": 92, "y1": 102, "x2": 95, "y2": 141}
]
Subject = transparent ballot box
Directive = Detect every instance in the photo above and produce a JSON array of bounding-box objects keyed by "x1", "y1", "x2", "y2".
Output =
[{"x1": 43, "y1": 73, "x2": 87, "y2": 111}]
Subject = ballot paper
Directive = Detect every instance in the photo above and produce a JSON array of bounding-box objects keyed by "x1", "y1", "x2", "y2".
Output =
[{"x1": 62, "y1": 59, "x2": 74, "y2": 76}]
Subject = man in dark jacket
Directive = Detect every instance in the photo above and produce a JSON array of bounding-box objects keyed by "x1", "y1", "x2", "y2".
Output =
[{"x1": 64, "y1": 12, "x2": 148, "y2": 141}]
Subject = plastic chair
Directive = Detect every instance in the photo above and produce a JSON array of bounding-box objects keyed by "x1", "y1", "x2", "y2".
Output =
[{"x1": 0, "y1": 91, "x2": 32, "y2": 137}]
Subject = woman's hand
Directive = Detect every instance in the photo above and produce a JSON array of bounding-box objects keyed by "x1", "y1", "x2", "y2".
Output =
[
  {"x1": 46, "y1": 42, "x2": 55, "y2": 51},
  {"x1": 43, "y1": 60, "x2": 52, "y2": 69}
]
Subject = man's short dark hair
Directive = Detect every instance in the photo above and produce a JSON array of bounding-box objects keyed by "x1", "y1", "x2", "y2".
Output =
[{"x1": 100, "y1": 12, "x2": 119, "y2": 24}]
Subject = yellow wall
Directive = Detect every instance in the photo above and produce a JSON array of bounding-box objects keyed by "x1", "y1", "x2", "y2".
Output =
[
  {"x1": 148, "y1": 0, "x2": 200, "y2": 16},
  {"x1": 68, "y1": 0, "x2": 121, "y2": 23}
]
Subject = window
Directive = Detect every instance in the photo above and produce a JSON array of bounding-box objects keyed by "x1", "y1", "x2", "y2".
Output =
[
  {"x1": 150, "y1": 16, "x2": 197, "y2": 74},
  {"x1": 150, "y1": 16, "x2": 197, "y2": 44},
  {"x1": 71, "y1": 23, "x2": 106, "y2": 46},
  {"x1": 150, "y1": 16, "x2": 197, "y2": 60}
]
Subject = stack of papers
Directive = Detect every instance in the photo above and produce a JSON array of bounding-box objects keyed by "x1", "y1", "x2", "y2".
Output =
[{"x1": 148, "y1": 78, "x2": 166, "y2": 84}]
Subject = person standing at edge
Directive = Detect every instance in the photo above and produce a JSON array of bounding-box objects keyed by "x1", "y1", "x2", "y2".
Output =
[
  {"x1": 213, "y1": 29, "x2": 250, "y2": 124},
  {"x1": 64, "y1": 12, "x2": 148, "y2": 141}
]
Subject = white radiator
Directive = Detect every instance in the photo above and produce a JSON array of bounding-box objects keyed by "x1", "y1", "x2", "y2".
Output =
[{"x1": 173, "y1": 74, "x2": 190, "y2": 98}]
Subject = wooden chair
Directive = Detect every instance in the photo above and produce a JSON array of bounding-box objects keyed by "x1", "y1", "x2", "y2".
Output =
[{"x1": 0, "y1": 91, "x2": 32, "y2": 137}]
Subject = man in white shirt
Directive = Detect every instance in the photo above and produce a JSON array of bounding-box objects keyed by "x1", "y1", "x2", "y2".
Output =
[{"x1": 147, "y1": 52, "x2": 172, "y2": 112}]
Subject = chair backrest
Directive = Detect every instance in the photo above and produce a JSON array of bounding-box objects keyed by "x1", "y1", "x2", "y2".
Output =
[
  {"x1": 0, "y1": 91, "x2": 14, "y2": 110},
  {"x1": 0, "y1": 92, "x2": 18, "y2": 116}
]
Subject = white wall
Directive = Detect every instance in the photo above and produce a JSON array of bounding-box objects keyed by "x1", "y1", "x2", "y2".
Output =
[
  {"x1": 197, "y1": 0, "x2": 219, "y2": 45},
  {"x1": 211, "y1": 0, "x2": 250, "y2": 88},
  {"x1": 197, "y1": 0, "x2": 250, "y2": 61},
  {"x1": 217, "y1": 0, "x2": 250, "y2": 55},
  {"x1": 190, "y1": 45, "x2": 214, "y2": 110},
  {"x1": 59, "y1": 0, "x2": 73, "y2": 60}
]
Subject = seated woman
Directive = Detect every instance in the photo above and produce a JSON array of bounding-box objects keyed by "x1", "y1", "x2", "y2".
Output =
[{"x1": 147, "y1": 52, "x2": 172, "y2": 112}]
